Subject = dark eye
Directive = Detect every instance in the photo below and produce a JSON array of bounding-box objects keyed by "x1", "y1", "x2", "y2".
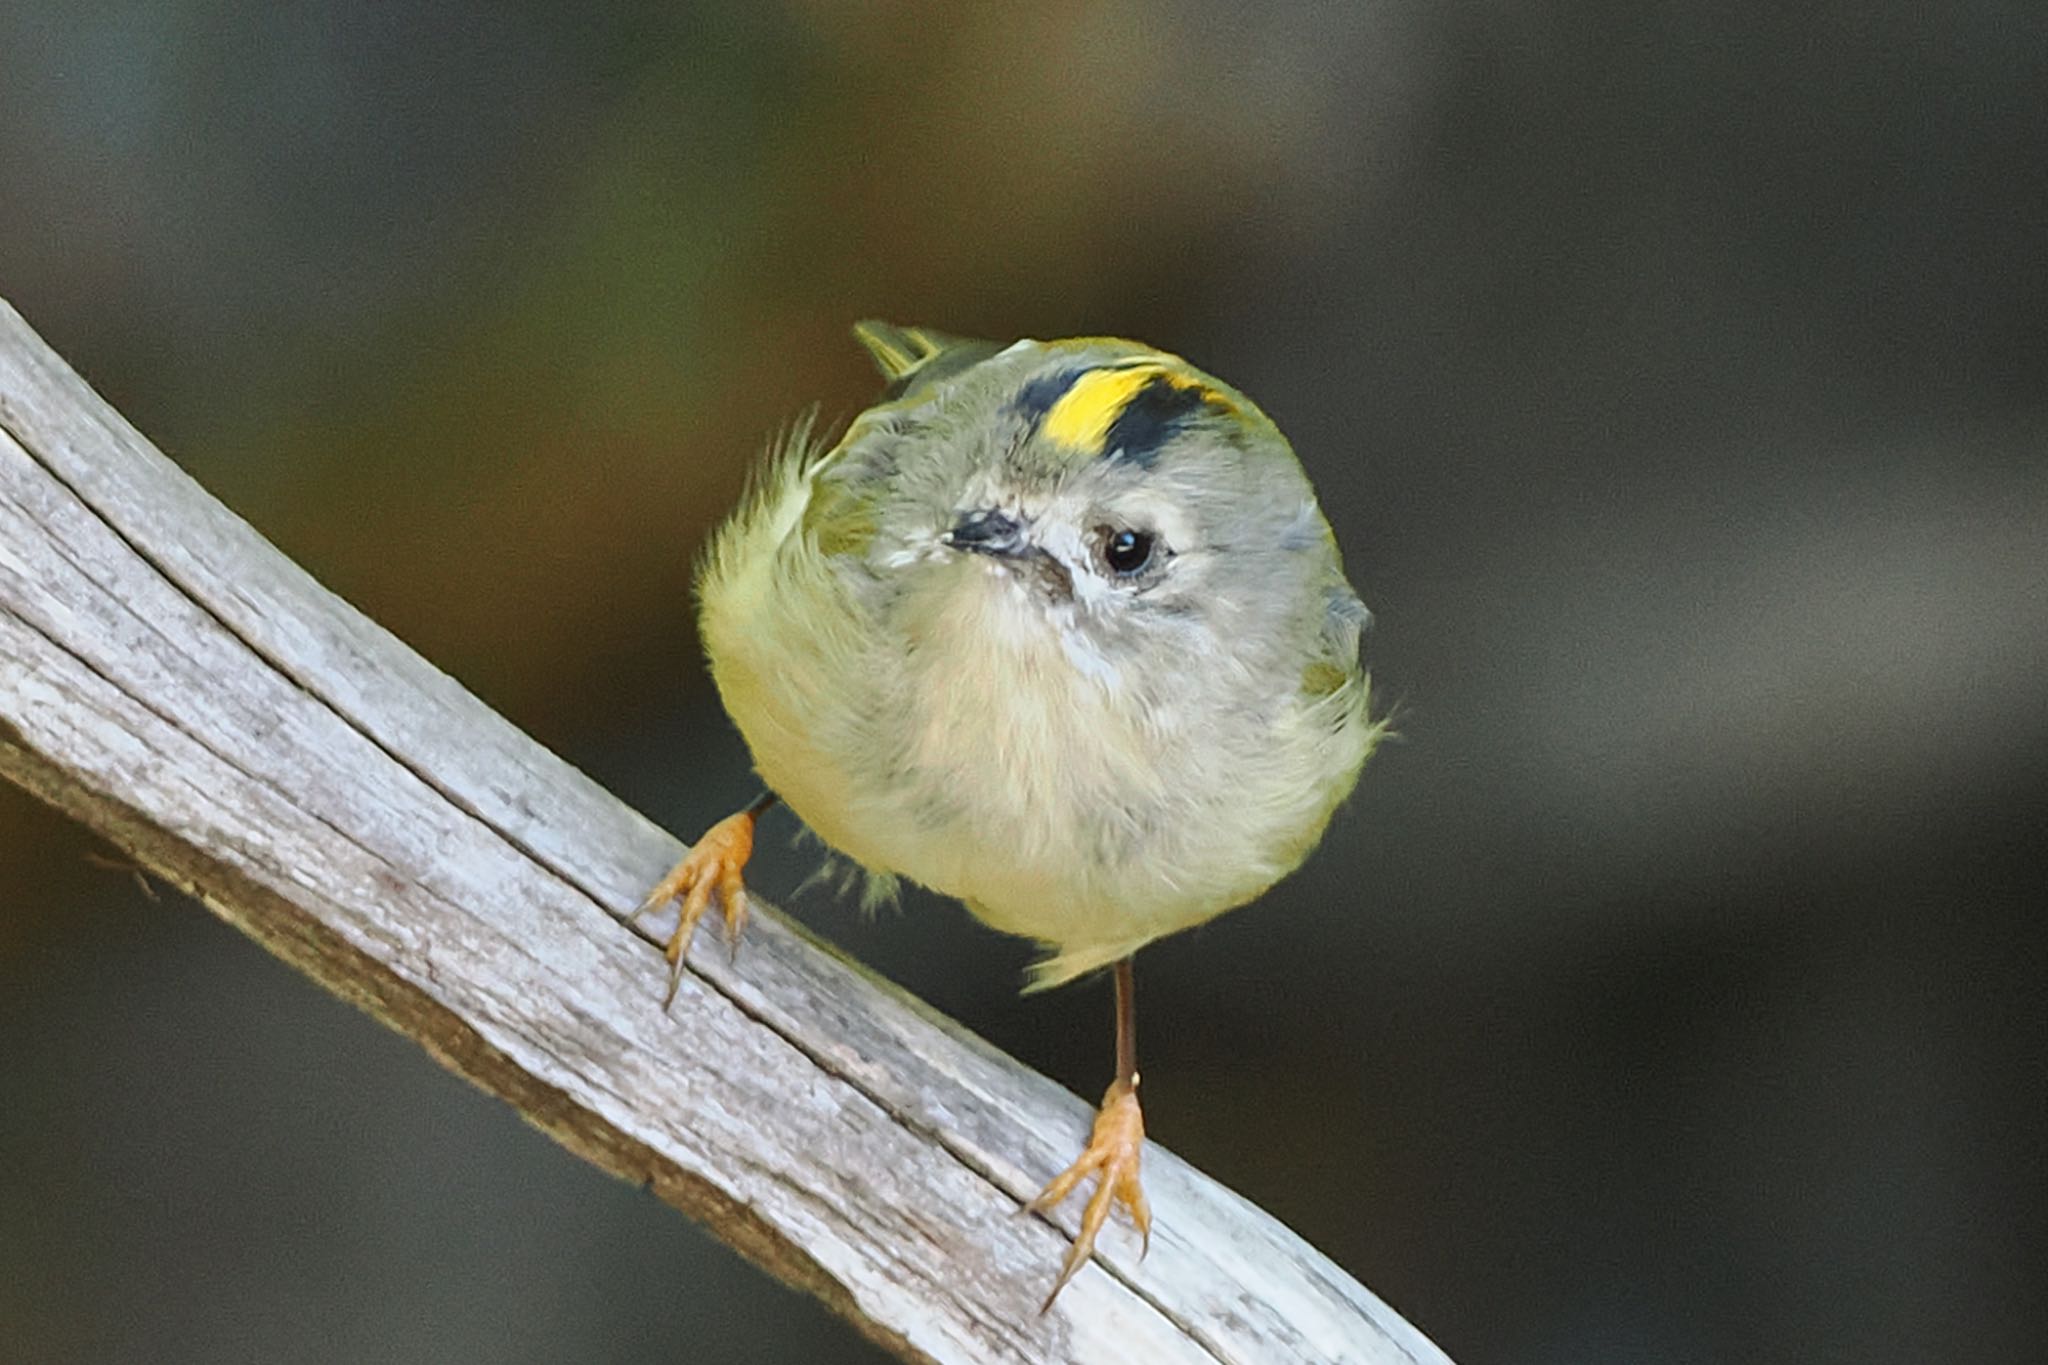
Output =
[{"x1": 1101, "y1": 527, "x2": 1156, "y2": 576}]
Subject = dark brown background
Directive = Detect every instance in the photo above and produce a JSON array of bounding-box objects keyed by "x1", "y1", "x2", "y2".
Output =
[{"x1": 3, "y1": 4, "x2": 2043, "y2": 1362}]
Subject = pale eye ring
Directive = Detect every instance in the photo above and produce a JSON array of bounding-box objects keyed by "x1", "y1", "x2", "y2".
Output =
[{"x1": 1098, "y1": 526, "x2": 1157, "y2": 576}]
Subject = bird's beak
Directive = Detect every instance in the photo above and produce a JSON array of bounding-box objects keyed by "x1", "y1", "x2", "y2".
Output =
[{"x1": 942, "y1": 508, "x2": 1031, "y2": 559}]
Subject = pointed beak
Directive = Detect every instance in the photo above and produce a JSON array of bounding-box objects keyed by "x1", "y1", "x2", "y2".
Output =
[{"x1": 942, "y1": 508, "x2": 1031, "y2": 559}]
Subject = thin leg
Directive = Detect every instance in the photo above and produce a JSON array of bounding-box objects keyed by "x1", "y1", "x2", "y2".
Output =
[
  {"x1": 1025, "y1": 955, "x2": 1152, "y2": 1311},
  {"x1": 1113, "y1": 956, "x2": 1137, "y2": 1088},
  {"x1": 629, "y1": 792, "x2": 779, "y2": 1008}
]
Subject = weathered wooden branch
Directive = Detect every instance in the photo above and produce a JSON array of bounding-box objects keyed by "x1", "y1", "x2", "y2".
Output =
[{"x1": 0, "y1": 297, "x2": 1453, "y2": 1365}]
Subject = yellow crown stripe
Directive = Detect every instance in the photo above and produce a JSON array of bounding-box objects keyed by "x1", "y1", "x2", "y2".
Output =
[{"x1": 1042, "y1": 363, "x2": 1186, "y2": 452}]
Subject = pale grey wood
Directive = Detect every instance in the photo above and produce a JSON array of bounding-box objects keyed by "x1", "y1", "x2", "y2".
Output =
[{"x1": 0, "y1": 296, "x2": 1455, "y2": 1365}]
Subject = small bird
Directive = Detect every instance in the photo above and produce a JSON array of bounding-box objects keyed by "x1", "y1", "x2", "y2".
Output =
[{"x1": 636, "y1": 322, "x2": 1384, "y2": 1309}]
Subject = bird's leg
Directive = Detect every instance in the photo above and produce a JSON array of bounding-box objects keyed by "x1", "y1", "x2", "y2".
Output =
[
  {"x1": 1026, "y1": 956, "x2": 1151, "y2": 1311},
  {"x1": 629, "y1": 791, "x2": 778, "y2": 1009}
]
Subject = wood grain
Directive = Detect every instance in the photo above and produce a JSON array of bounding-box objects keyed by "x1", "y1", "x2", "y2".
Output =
[{"x1": 0, "y1": 297, "x2": 1454, "y2": 1365}]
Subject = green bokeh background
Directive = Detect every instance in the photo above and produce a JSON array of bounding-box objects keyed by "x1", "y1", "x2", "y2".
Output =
[{"x1": 3, "y1": 4, "x2": 2044, "y2": 1362}]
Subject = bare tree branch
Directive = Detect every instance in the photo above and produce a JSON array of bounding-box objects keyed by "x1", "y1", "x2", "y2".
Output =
[{"x1": 0, "y1": 298, "x2": 1453, "y2": 1365}]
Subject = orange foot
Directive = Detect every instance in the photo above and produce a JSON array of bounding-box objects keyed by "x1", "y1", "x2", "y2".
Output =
[
  {"x1": 1025, "y1": 1077, "x2": 1151, "y2": 1311},
  {"x1": 630, "y1": 808, "x2": 758, "y2": 1008}
]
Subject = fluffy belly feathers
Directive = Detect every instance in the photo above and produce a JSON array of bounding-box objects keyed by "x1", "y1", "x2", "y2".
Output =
[{"x1": 698, "y1": 479, "x2": 1341, "y2": 985}]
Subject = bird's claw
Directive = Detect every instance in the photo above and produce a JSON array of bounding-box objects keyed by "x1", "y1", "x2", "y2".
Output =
[
  {"x1": 1024, "y1": 1077, "x2": 1150, "y2": 1311},
  {"x1": 630, "y1": 808, "x2": 757, "y2": 1008}
]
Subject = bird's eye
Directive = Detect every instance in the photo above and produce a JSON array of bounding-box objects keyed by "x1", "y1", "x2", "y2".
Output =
[{"x1": 1100, "y1": 527, "x2": 1156, "y2": 576}]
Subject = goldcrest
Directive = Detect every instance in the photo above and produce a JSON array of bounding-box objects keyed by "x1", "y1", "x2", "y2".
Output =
[{"x1": 637, "y1": 322, "x2": 1384, "y2": 1309}]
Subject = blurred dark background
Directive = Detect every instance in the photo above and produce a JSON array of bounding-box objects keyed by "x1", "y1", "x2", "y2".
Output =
[{"x1": 3, "y1": 3, "x2": 2044, "y2": 1362}]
